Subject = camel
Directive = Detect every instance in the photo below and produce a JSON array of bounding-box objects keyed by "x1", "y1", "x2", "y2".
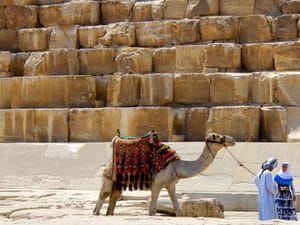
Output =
[{"x1": 93, "y1": 132, "x2": 235, "y2": 216}]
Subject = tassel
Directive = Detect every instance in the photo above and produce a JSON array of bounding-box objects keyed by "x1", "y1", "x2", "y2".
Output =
[
  {"x1": 134, "y1": 183, "x2": 138, "y2": 190},
  {"x1": 124, "y1": 174, "x2": 128, "y2": 182},
  {"x1": 129, "y1": 184, "x2": 133, "y2": 191},
  {"x1": 130, "y1": 174, "x2": 134, "y2": 183},
  {"x1": 123, "y1": 184, "x2": 127, "y2": 191},
  {"x1": 139, "y1": 182, "x2": 143, "y2": 190},
  {"x1": 135, "y1": 173, "x2": 139, "y2": 182}
]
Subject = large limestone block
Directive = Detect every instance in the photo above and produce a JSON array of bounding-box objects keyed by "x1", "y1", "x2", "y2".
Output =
[
  {"x1": 238, "y1": 16, "x2": 272, "y2": 43},
  {"x1": 10, "y1": 52, "x2": 31, "y2": 76},
  {"x1": 254, "y1": 0, "x2": 282, "y2": 16},
  {"x1": 0, "y1": 78, "x2": 12, "y2": 108},
  {"x1": 0, "y1": 0, "x2": 12, "y2": 7},
  {"x1": 5, "y1": 5, "x2": 39, "y2": 29},
  {"x1": 261, "y1": 106, "x2": 287, "y2": 142},
  {"x1": 287, "y1": 107, "x2": 300, "y2": 142},
  {"x1": 113, "y1": 48, "x2": 152, "y2": 74},
  {"x1": 173, "y1": 73, "x2": 210, "y2": 105},
  {"x1": 200, "y1": 16, "x2": 238, "y2": 41},
  {"x1": 0, "y1": 51, "x2": 11, "y2": 74},
  {"x1": 176, "y1": 45, "x2": 205, "y2": 72},
  {"x1": 33, "y1": 109, "x2": 69, "y2": 142},
  {"x1": 136, "y1": 20, "x2": 200, "y2": 47},
  {"x1": 39, "y1": 1, "x2": 100, "y2": 27},
  {"x1": 0, "y1": 109, "x2": 34, "y2": 142},
  {"x1": 274, "y1": 42, "x2": 300, "y2": 71},
  {"x1": 205, "y1": 43, "x2": 241, "y2": 69},
  {"x1": 78, "y1": 25, "x2": 106, "y2": 48},
  {"x1": 38, "y1": 0, "x2": 70, "y2": 5},
  {"x1": 0, "y1": 29, "x2": 18, "y2": 51},
  {"x1": 12, "y1": 0, "x2": 37, "y2": 4},
  {"x1": 153, "y1": 47, "x2": 175, "y2": 73},
  {"x1": 107, "y1": 74, "x2": 140, "y2": 107},
  {"x1": 140, "y1": 73, "x2": 173, "y2": 106},
  {"x1": 282, "y1": 1, "x2": 300, "y2": 14},
  {"x1": 11, "y1": 75, "x2": 95, "y2": 108},
  {"x1": 210, "y1": 73, "x2": 252, "y2": 105},
  {"x1": 206, "y1": 106, "x2": 260, "y2": 141},
  {"x1": 220, "y1": 0, "x2": 255, "y2": 15},
  {"x1": 131, "y1": 2, "x2": 152, "y2": 22},
  {"x1": 185, "y1": 0, "x2": 219, "y2": 17},
  {"x1": 69, "y1": 107, "x2": 173, "y2": 141},
  {"x1": 24, "y1": 49, "x2": 79, "y2": 76},
  {"x1": 49, "y1": 26, "x2": 78, "y2": 49},
  {"x1": 172, "y1": 108, "x2": 188, "y2": 137},
  {"x1": 271, "y1": 15, "x2": 298, "y2": 41},
  {"x1": 274, "y1": 72, "x2": 300, "y2": 106},
  {"x1": 101, "y1": 0, "x2": 134, "y2": 25},
  {"x1": 251, "y1": 72, "x2": 277, "y2": 105},
  {"x1": 185, "y1": 107, "x2": 209, "y2": 141},
  {"x1": 79, "y1": 48, "x2": 114, "y2": 75},
  {"x1": 18, "y1": 28, "x2": 51, "y2": 51},
  {"x1": 151, "y1": 1, "x2": 164, "y2": 21},
  {"x1": 0, "y1": 8, "x2": 6, "y2": 29},
  {"x1": 163, "y1": 0, "x2": 187, "y2": 19},
  {"x1": 241, "y1": 44, "x2": 274, "y2": 71},
  {"x1": 98, "y1": 22, "x2": 135, "y2": 47},
  {"x1": 96, "y1": 75, "x2": 110, "y2": 107}
]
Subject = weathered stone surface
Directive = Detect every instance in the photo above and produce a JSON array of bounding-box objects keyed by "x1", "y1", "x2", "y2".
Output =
[
  {"x1": 261, "y1": 106, "x2": 287, "y2": 142},
  {"x1": 69, "y1": 107, "x2": 172, "y2": 141},
  {"x1": 0, "y1": 78, "x2": 12, "y2": 108},
  {"x1": 282, "y1": 1, "x2": 300, "y2": 14},
  {"x1": 151, "y1": 1, "x2": 164, "y2": 20},
  {"x1": 136, "y1": 20, "x2": 200, "y2": 47},
  {"x1": 185, "y1": 0, "x2": 219, "y2": 17},
  {"x1": 274, "y1": 42, "x2": 300, "y2": 71},
  {"x1": 37, "y1": 0, "x2": 69, "y2": 5},
  {"x1": 0, "y1": 109, "x2": 34, "y2": 142},
  {"x1": 0, "y1": 51, "x2": 11, "y2": 74},
  {"x1": 12, "y1": 0, "x2": 37, "y2": 5},
  {"x1": 39, "y1": 1, "x2": 100, "y2": 27},
  {"x1": 242, "y1": 44, "x2": 274, "y2": 71},
  {"x1": 185, "y1": 107, "x2": 209, "y2": 141},
  {"x1": 24, "y1": 49, "x2": 79, "y2": 76},
  {"x1": 96, "y1": 75, "x2": 110, "y2": 107},
  {"x1": 0, "y1": 8, "x2": 6, "y2": 29},
  {"x1": 49, "y1": 26, "x2": 78, "y2": 49},
  {"x1": 107, "y1": 74, "x2": 140, "y2": 107},
  {"x1": 251, "y1": 72, "x2": 277, "y2": 105},
  {"x1": 18, "y1": 28, "x2": 51, "y2": 51},
  {"x1": 78, "y1": 25, "x2": 106, "y2": 48},
  {"x1": 98, "y1": 22, "x2": 135, "y2": 47},
  {"x1": 173, "y1": 73, "x2": 210, "y2": 105},
  {"x1": 101, "y1": 0, "x2": 134, "y2": 25},
  {"x1": 172, "y1": 108, "x2": 188, "y2": 136},
  {"x1": 271, "y1": 15, "x2": 298, "y2": 41},
  {"x1": 210, "y1": 73, "x2": 252, "y2": 105},
  {"x1": 153, "y1": 47, "x2": 175, "y2": 73},
  {"x1": 113, "y1": 48, "x2": 152, "y2": 74},
  {"x1": 205, "y1": 43, "x2": 241, "y2": 69},
  {"x1": 79, "y1": 48, "x2": 114, "y2": 75},
  {"x1": 0, "y1": 0, "x2": 12, "y2": 7},
  {"x1": 5, "y1": 5, "x2": 39, "y2": 29},
  {"x1": 33, "y1": 109, "x2": 69, "y2": 142},
  {"x1": 274, "y1": 72, "x2": 300, "y2": 106},
  {"x1": 220, "y1": 0, "x2": 255, "y2": 15},
  {"x1": 140, "y1": 73, "x2": 173, "y2": 106},
  {"x1": 10, "y1": 52, "x2": 31, "y2": 76},
  {"x1": 200, "y1": 16, "x2": 238, "y2": 41},
  {"x1": 238, "y1": 16, "x2": 272, "y2": 43},
  {"x1": 176, "y1": 45, "x2": 205, "y2": 72},
  {"x1": 207, "y1": 106, "x2": 260, "y2": 141},
  {"x1": 131, "y1": 2, "x2": 152, "y2": 22},
  {"x1": 163, "y1": 0, "x2": 187, "y2": 19},
  {"x1": 287, "y1": 107, "x2": 300, "y2": 142},
  {"x1": 0, "y1": 29, "x2": 18, "y2": 51},
  {"x1": 182, "y1": 198, "x2": 224, "y2": 218},
  {"x1": 11, "y1": 75, "x2": 95, "y2": 108},
  {"x1": 254, "y1": 0, "x2": 282, "y2": 16}
]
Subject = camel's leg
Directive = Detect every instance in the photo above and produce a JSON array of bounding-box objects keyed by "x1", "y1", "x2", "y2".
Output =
[
  {"x1": 167, "y1": 183, "x2": 182, "y2": 217},
  {"x1": 149, "y1": 185, "x2": 162, "y2": 216},
  {"x1": 93, "y1": 176, "x2": 113, "y2": 215},
  {"x1": 106, "y1": 184, "x2": 122, "y2": 216}
]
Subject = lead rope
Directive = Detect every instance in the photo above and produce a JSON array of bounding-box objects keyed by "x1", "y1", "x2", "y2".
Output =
[{"x1": 225, "y1": 147, "x2": 257, "y2": 176}]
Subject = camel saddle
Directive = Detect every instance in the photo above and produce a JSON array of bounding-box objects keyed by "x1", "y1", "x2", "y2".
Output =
[{"x1": 111, "y1": 131, "x2": 179, "y2": 191}]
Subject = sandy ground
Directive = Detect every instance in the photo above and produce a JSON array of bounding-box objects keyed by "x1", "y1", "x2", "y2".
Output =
[{"x1": 0, "y1": 189, "x2": 299, "y2": 225}]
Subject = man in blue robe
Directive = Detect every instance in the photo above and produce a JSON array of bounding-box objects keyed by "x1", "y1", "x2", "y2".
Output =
[{"x1": 255, "y1": 157, "x2": 278, "y2": 220}]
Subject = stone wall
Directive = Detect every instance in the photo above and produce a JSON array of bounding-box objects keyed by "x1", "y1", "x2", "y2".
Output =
[{"x1": 0, "y1": 0, "x2": 300, "y2": 142}]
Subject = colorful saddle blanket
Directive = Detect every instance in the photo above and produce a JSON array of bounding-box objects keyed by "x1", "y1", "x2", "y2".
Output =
[{"x1": 112, "y1": 132, "x2": 179, "y2": 191}]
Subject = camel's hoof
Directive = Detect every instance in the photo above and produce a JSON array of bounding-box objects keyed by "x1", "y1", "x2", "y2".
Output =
[{"x1": 93, "y1": 209, "x2": 100, "y2": 216}]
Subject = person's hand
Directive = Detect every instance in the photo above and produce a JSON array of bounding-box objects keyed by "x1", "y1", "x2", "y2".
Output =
[{"x1": 293, "y1": 196, "x2": 296, "y2": 202}]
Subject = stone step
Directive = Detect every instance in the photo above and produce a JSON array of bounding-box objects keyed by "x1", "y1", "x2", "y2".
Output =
[{"x1": 0, "y1": 106, "x2": 299, "y2": 142}]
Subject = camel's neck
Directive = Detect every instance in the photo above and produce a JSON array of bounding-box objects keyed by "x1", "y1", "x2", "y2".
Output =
[{"x1": 172, "y1": 142, "x2": 223, "y2": 179}]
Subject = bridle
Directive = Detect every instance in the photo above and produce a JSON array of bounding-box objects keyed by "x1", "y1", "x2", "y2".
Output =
[{"x1": 205, "y1": 135, "x2": 226, "y2": 158}]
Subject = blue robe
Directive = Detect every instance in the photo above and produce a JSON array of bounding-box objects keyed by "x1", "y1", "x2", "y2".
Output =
[{"x1": 255, "y1": 170, "x2": 278, "y2": 220}]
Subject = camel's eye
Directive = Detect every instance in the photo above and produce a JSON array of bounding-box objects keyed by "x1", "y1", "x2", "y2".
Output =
[{"x1": 212, "y1": 134, "x2": 215, "y2": 139}]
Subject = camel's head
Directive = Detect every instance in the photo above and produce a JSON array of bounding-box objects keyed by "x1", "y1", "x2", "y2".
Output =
[{"x1": 205, "y1": 133, "x2": 235, "y2": 147}]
